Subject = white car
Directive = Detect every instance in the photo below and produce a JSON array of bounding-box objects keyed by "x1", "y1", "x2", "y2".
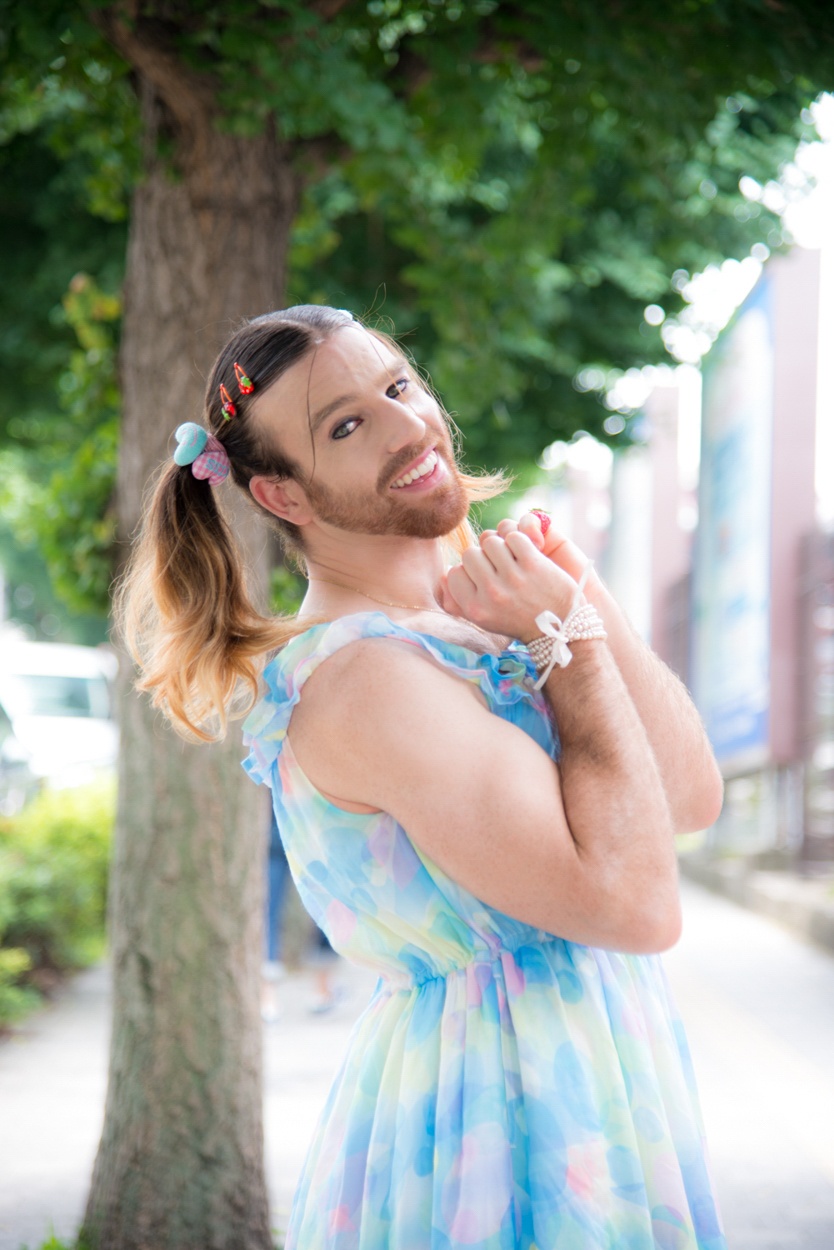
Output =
[
  {"x1": 0, "y1": 640, "x2": 119, "y2": 789},
  {"x1": 0, "y1": 698, "x2": 39, "y2": 814}
]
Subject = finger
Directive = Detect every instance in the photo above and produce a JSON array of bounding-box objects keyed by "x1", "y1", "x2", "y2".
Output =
[
  {"x1": 478, "y1": 533, "x2": 518, "y2": 577},
  {"x1": 444, "y1": 564, "x2": 476, "y2": 609},
  {"x1": 527, "y1": 508, "x2": 551, "y2": 537},
  {"x1": 460, "y1": 544, "x2": 499, "y2": 589},
  {"x1": 504, "y1": 528, "x2": 545, "y2": 567},
  {"x1": 517, "y1": 512, "x2": 545, "y2": 550},
  {"x1": 496, "y1": 518, "x2": 519, "y2": 539},
  {"x1": 478, "y1": 528, "x2": 497, "y2": 547},
  {"x1": 438, "y1": 573, "x2": 464, "y2": 615},
  {"x1": 545, "y1": 530, "x2": 592, "y2": 581}
]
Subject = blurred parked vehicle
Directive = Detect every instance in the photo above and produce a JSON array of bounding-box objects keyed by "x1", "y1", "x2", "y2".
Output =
[
  {"x1": 0, "y1": 698, "x2": 39, "y2": 815},
  {"x1": 0, "y1": 641, "x2": 118, "y2": 790}
]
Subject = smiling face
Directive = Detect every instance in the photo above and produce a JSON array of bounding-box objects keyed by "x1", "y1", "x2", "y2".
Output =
[{"x1": 250, "y1": 325, "x2": 469, "y2": 540}]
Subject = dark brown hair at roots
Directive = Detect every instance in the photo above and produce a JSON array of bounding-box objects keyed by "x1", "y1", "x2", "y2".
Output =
[{"x1": 206, "y1": 304, "x2": 358, "y2": 557}]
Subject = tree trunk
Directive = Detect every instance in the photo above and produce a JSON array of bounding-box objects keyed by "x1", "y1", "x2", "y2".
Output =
[{"x1": 83, "y1": 52, "x2": 299, "y2": 1250}]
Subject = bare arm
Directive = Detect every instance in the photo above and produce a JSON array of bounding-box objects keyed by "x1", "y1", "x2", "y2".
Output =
[
  {"x1": 289, "y1": 532, "x2": 680, "y2": 954},
  {"x1": 496, "y1": 514, "x2": 724, "y2": 834}
]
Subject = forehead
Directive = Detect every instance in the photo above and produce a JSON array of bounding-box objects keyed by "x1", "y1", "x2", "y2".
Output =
[
  {"x1": 310, "y1": 324, "x2": 402, "y2": 385},
  {"x1": 267, "y1": 325, "x2": 403, "y2": 419}
]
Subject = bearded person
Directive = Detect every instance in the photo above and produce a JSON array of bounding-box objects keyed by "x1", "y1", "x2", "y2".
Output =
[{"x1": 121, "y1": 304, "x2": 726, "y2": 1250}]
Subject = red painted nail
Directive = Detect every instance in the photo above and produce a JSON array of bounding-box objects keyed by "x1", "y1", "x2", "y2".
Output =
[{"x1": 530, "y1": 509, "x2": 551, "y2": 536}]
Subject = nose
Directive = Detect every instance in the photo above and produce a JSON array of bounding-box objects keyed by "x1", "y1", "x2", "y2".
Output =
[{"x1": 380, "y1": 391, "x2": 427, "y2": 453}]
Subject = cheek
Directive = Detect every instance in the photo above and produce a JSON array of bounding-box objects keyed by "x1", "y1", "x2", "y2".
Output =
[{"x1": 319, "y1": 447, "x2": 379, "y2": 492}]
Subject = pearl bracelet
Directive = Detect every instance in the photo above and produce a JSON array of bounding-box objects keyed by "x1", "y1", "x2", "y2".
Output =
[
  {"x1": 527, "y1": 603, "x2": 607, "y2": 688},
  {"x1": 522, "y1": 546, "x2": 607, "y2": 691}
]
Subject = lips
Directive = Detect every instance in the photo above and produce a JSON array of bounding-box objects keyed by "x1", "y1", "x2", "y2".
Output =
[{"x1": 390, "y1": 447, "x2": 439, "y2": 490}]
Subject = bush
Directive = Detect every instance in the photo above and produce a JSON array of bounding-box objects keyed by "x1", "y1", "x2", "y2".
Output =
[
  {"x1": 0, "y1": 946, "x2": 38, "y2": 1023},
  {"x1": 0, "y1": 779, "x2": 114, "y2": 1027}
]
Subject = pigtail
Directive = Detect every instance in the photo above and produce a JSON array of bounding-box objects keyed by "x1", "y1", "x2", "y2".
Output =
[{"x1": 115, "y1": 462, "x2": 292, "y2": 742}]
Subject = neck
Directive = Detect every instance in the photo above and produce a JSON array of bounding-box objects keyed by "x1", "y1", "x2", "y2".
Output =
[{"x1": 302, "y1": 531, "x2": 448, "y2": 617}]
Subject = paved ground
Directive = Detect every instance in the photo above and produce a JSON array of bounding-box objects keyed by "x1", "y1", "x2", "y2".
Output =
[
  {"x1": 0, "y1": 958, "x2": 376, "y2": 1250},
  {"x1": 665, "y1": 883, "x2": 834, "y2": 1250},
  {"x1": 1, "y1": 879, "x2": 833, "y2": 1249},
  {"x1": 0, "y1": 962, "x2": 111, "y2": 1250}
]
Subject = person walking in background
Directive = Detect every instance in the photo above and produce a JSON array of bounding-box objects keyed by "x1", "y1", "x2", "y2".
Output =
[{"x1": 119, "y1": 305, "x2": 726, "y2": 1249}]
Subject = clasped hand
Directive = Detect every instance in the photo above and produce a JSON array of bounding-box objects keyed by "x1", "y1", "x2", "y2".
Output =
[{"x1": 439, "y1": 512, "x2": 589, "y2": 643}]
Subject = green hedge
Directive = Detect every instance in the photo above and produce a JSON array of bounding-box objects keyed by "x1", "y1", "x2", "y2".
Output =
[{"x1": 0, "y1": 779, "x2": 114, "y2": 1027}]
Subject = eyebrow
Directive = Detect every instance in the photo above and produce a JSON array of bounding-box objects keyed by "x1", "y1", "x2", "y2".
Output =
[{"x1": 310, "y1": 357, "x2": 412, "y2": 436}]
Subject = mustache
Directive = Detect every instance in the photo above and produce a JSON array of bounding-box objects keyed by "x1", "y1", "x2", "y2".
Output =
[{"x1": 378, "y1": 442, "x2": 437, "y2": 491}]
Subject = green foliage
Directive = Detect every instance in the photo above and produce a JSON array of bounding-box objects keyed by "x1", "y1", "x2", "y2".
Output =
[
  {"x1": 0, "y1": 945, "x2": 39, "y2": 1024},
  {"x1": 0, "y1": 5, "x2": 127, "y2": 627},
  {"x1": 0, "y1": 274, "x2": 119, "y2": 623},
  {"x1": 281, "y1": 1, "x2": 825, "y2": 453},
  {"x1": 1, "y1": 0, "x2": 833, "y2": 618},
  {"x1": 0, "y1": 2, "x2": 132, "y2": 450},
  {"x1": 270, "y1": 563, "x2": 307, "y2": 616},
  {"x1": 26, "y1": 1234, "x2": 92, "y2": 1250},
  {"x1": 0, "y1": 779, "x2": 115, "y2": 1026},
  {"x1": 0, "y1": 2, "x2": 140, "y2": 218},
  {"x1": 0, "y1": 483, "x2": 108, "y2": 642},
  {"x1": 35, "y1": 275, "x2": 120, "y2": 616}
]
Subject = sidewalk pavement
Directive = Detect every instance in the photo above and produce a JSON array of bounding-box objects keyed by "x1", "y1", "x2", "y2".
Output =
[
  {"x1": 679, "y1": 852, "x2": 834, "y2": 956},
  {"x1": 0, "y1": 958, "x2": 377, "y2": 1250}
]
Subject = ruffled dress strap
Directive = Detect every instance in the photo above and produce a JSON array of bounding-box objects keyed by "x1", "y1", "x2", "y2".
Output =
[{"x1": 242, "y1": 610, "x2": 553, "y2": 787}]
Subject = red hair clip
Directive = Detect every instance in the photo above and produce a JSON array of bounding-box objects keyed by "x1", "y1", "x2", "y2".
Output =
[
  {"x1": 234, "y1": 362, "x2": 254, "y2": 394},
  {"x1": 219, "y1": 383, "x2": 237, "y2": 421}
]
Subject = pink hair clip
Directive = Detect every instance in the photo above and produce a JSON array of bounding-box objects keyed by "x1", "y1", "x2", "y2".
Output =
[
  {"x1": 173, "y1": 423, "x2": 230, "y2": 485},
  {"x1": 191, "y1": 434, "x2": 230, "y2": 485}
]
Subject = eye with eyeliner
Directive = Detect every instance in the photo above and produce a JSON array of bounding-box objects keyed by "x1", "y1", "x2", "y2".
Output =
[
  {"x1": 331, "y1": 416, "x2": 361, "y2": 440},
  {"x1": 329, "y1": 377, "x2": 411, "y2": 440}
]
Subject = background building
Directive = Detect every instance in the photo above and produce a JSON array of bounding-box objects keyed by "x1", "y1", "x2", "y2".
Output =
[
  {"x1": 532, "y1": 243, "x2": 833, "y2": 865},
  {"x1": 641, "y1": 248, "x2": 828, "y2": 861}
]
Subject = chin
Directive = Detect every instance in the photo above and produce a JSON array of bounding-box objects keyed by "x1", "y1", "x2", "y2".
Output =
[
  {"x1": 388, "y1": 500, "x2": 469, "y2": 540},
  {"x1": 380, "y1": 489, "x2": 469, "y2": 539},
  {"x1": 309, "y1": 473, "x2": 470, "y2": 540}
]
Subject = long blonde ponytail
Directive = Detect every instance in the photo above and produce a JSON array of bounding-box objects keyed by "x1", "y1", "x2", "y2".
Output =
[{"x1": 116, "y1": 461, "x2": 301, "y2": 742}]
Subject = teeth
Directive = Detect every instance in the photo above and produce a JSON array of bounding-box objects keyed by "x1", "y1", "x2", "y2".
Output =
[{"x1": 392, "y1": 450, "x2": 437, "y2": 489}]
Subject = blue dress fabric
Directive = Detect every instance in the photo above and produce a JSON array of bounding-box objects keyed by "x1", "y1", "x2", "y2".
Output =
[{"x1": 243, "y1": 611, "x2": 726, "y2": 1250}]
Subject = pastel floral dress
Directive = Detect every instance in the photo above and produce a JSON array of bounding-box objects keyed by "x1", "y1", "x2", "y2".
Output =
[{"x1": 243, "y1": 612, "x2": 726, "y2": 1250}]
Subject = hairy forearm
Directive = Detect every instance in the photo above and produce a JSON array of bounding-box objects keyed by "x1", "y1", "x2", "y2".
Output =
[
  {"x1": 584, "y1": 576, "x2": 723, "y2": 833},
  {"x1": 528, "y1": 523, "x2": 722, "y2": 832},
  {"x1": 542, "y1": 642, "x2": 680, "y2": 949}
]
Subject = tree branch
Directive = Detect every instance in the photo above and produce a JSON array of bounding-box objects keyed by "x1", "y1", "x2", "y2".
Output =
[{"x1": 92, "y1": 2, "x2": 216, "y2": 149}]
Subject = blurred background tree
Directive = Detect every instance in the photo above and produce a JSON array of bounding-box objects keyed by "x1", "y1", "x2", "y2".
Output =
[
  {"x1": 1, "y1": 2, "x2": 832, "y2": 1246},
  {"x1": 2, "y1": 0, "x2": 831, "y2": 625}
]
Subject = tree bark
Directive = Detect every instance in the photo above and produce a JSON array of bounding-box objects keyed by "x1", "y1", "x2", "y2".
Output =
[{"x1": 82, "y1": 27, "x2": 299, "y2": 1248}]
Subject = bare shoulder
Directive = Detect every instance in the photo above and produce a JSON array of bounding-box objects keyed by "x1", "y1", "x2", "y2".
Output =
[
  {"x1": 286, "y1": 633, "x2": 500, "y2": 813},
  {"x1": 291, "y1": 634, "x2": 485, "y2": 741}
]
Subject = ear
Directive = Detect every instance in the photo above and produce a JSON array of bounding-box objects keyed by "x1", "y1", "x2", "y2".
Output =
[{"x1": 249, "y1": 474, "x2": 315, "y2": 526}]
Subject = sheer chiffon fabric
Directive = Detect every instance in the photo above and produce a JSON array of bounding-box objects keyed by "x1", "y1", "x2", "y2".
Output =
[{"x1": 243, "y1": 612, "x2": 725, "y2": 1250}]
